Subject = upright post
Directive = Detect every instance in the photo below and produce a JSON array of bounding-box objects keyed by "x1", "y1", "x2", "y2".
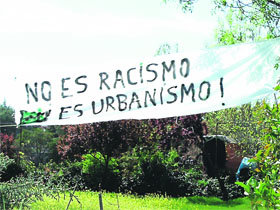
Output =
[{"x1": 99, "y1": 193, "x2": 103, "y2": 210}]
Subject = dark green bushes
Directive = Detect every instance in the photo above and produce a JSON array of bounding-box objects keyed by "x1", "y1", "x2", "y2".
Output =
[
  {"x1": 0, "y1": 153, "x2": 76, "y2": 209},
  {"x1": 119, "y1": 148, "x2": 184, "y2": 196},
  {"x1": 117, "y1": 148, "x2": 243, "y2": 199},
  {"x1": 0, "y1": 162, "x2": 23, "y2": 182},
  {"x1": 80, "y1": 152, "x2": 121, "y2": 191},
  {"x1": 31, "y1": 147, "x2": 243, "y2": 199}
]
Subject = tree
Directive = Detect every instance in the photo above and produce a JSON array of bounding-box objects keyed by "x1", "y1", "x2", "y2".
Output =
[
  {"x1": 57, "y1": 120, "x2": 141, "y2": 189},
  {"x1": 0, "y1": 102, "x2": 16, "y2": 136},
  {"x1": 215, "y1": 0, "x2": 280, "y2": 39},
  {"x1": 154, "y1": 41, "x2": 206, "y2": 164},
  {"x1": 165, "y1": 0, "x2": 280, "y2": 201},
  {"x1": 141, "y1": 115, "x2": 206, "y2": 164},
  {"x1": 170, "y1": 0, "x2": 280, "y2": 41},
  {"x1": 204, "y1": 103, "x2": 268, "y2": 156},
  {"x1": 16, "y1": 127, "x2": 55, "y2": 165},
  {"x1": 57, "y1": 121, "x2": 138, "y2": 161}
]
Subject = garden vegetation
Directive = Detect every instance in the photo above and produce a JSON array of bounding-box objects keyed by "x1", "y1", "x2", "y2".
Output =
[{"x1": 1, "y1": 0, "x2": 280, "y2": 209}]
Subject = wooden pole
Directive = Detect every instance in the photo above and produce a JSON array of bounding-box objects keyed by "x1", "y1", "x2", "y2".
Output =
[{"x1": 99, "y1": 193, "x2": 103, "y2": 210}]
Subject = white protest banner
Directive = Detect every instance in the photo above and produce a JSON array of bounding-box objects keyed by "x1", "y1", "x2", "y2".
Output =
[{"x1": 14, "y1": 38, "x2": 280, "y2": 126}]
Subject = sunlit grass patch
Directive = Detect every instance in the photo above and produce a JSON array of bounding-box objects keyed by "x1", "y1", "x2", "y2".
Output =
[{"x1": 29, "y1": 191, "x2": 253, "y2": 210}]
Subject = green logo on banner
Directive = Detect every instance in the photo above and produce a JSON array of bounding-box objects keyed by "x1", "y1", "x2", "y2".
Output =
[{"x1": 20, "y1": 109, "x2": 51, "y2": 125}]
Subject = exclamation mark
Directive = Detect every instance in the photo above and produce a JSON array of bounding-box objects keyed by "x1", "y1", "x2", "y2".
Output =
[{"x1": 220, "y1": 77, "x2": 225, "y2": 106}]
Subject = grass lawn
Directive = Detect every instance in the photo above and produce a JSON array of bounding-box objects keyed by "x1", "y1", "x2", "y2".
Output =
[{"x1": 28, "y1": 191, "x2": 256, "y2": 210}]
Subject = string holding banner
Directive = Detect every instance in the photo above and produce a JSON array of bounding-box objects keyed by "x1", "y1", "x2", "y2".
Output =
[{"x1": 14, "y1": 38, "x2": 280, "y2": 126}]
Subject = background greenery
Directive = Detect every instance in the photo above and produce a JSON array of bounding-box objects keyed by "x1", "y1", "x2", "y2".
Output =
[{"x1": 1, "y1": 0, "x2": 280, "y2": 209}]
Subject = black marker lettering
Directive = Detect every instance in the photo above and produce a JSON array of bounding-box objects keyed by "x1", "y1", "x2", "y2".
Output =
[
  {"x1": 127, "y1": 68, "x2": 137, "y2": 85},
  {"x1": 61, "y1": 77, "x2": 73, "y2": 98},
  {"x1": 106, "y1": 96, "x2": 116, "y2": 112},
  {"x1": 129, "y1": 92, "x2": 142, "y2": 110},
  {"x1": 180, "y1": 58, "x2": 190, "y2": 78},
  {"x1": 114, "y1": 70, "x2": 125, "y2": 89},
  {"x1": 220, "y1": 77, "x2": 225, "y2": 106},
  {"x1": 117, "y1": 94, "x2": 127, "y2": 111},
  {"x1": 162, "y1": 60, "x2": 176, "y2": 81},
  {"x1": 139, "y1": 63, "x2": 144, "y2": 84},
  {"x1": 74, "y1": 104, "x2": 83, "y2": 117},
  {"x1": 92, "y1": 99, "x2": 104, "y2": 114},
  {"x1": 59, "y1": 106, "x2": 71, "y2": 119},
  {"x1": 99, "y1": 72, "x2": 110, "y2": 90},
  {"x1": 25, "y1": 83, "x2": 38, "y2": 104},
  {"x1": 167, "y1": 86, "x2": 178, "y2": 104},
  {"x1": 146, "y1": 63, "x2": 158, "y2": 82},
  {"x1": 199, "y1": 81, "x2": 211, "y2": 101},
  {"x1": 75, "y1": 75, "x2": 88, "y2": 94},
  {"x1": 160, "y1": 87, "x2": 164, "y2": 105},
  {"x1": 144, "y1": 89, "x2": 157, "y2": 107},
  {"x1": 181, "y1": 83, "x2": 195, "y2": 102},
  {"x1": 41, "y1": 81, "x2": 51, "y2": 102}
]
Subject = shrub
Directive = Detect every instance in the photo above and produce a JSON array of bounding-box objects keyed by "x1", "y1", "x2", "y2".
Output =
[
  {"x1": 80, "y1": 152, "x2": 121, "y2": 191},
  {"x1": 236, "y1": 96, "x2": 280, "y2": 209},
  {"x1": 0, "y1": 162, "x2": 24, "y2": 182},
  {"x1": 0, "y1": 153, "x2": 14, "y2": 175},
  {"x1": 0, "y1": 153, "x2": 73, "y2": 209},
  {"x1": 0, "y1": 133, "x2": 16, "y2": 159},
  {"x1": 118, "y1": 145, "x2": 244, "y2": 199},
  {"x1": 119, "y1": 148, "x2": 196, "y2": 197}
]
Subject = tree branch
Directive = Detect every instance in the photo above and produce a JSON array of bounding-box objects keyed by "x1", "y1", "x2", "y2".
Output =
[{"x1": 267, "y1": 0, "x2": 280, "y2": 8}]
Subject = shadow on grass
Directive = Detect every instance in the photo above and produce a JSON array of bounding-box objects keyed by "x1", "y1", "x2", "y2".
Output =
[{"x1": 186, "y1": 196, "x2": 247, "y2": 207}]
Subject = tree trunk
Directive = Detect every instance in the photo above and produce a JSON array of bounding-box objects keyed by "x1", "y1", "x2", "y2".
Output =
[{"x1": 101, "y1": 155, "x2": 110, "y2": 189}]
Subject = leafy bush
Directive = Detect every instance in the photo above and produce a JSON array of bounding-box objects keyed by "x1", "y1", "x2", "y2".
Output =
[
  {"x1": 204, "y1": 103, "x2": 266, "y2": 157},
  {"x1": 0, "y1": 162, "x2": 23, "y2": 182},
  {"x1": 0, "y1": 133, "x2": 16, "y2": 159},
  {"x1": 0, "y1": 103, "x2": 16, "y2": 136},
  {"x1": 34, "y1": 160, "x2": 86, "y2": 191},
  {"x1": 80, "y1": 152, "x2": 121, "y2": 191},
  {"x1": 119, "y1": 147, "x2": 176, "y2": 195},
  {"x1": 0, "y1": 153, "x2": 14, "y2": 175},
  {"x1": 15, "y1": 127, "x2": 56, "y2": 165},
  {"x1": 119, "y1": 148, "x2": 199, "y2": 197},
  {"x1": 236, "y1": 95, "x2": 280, "y2": 209},
  {"x1": 0, "y1": 153, "x2": 73, "y2": 209},
  {"x1": 118, "y1": 147, "x2": 243, "y2": 199},
  {"x1": 198, "y1": 175, "x2": 243, "y2": 199}
]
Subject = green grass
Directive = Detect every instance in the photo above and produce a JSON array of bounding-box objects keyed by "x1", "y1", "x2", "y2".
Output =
[{"x1": 29, "y1": 191, "x2": 253, "y2": 210}]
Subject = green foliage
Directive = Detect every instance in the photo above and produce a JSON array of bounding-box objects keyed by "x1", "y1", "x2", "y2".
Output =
[
  {"x1": 195, "y1": 175, "x2": 243, "y2": 200},
  {"x1": 215, "y1": 8, "x2": 268, "y2": 45},
  {"x1": 236, "y1": 175, "x2": 280, "y2": 210},
  {"x1": 214, "y1": 0, "x2": 280, "y2": 44},
  {"x1": 0, "y1": 152, "x2": 23, "y2": 183},
  {"x1": 205, "y1": 103, "x2": 267, "y2": 156},
  {"x1": 163, "y1": 0, "x2": 197, "y2": 13},
  {"x1": 119, "y1": 147, "x2": 178, "y2": 195},
  {"x1": 78, "y1": 152, "x2": 121, "y2": 191},
  {"x1": 236, "y1": 85, "x2": 280, "y2": 209},
  {"x1": 0, "y1": 153, "x2": 14, "y2": 175},
  {"x1": 0, "y1": 102, "x2": 16, "y2": 135},
  {"x1": 119, "y1": 147, "x2": 182, "y2": 196},
  {"x1": 118, "y1": 146, "x2": 242, "y2": 198},
  {"x1": 275, "y1": 57, "x2": 280, "y2": 70},
  {"x1": 30, "y1": 191, "x2": 253, "y2": 210},
  {"x1": 16, "y1": 127, "x2": 55, "y2": 165},
  {"x1": 81, "y1": 152, "x2": 119, "y2": 175},
  {"x1": 1, "y1": 175, "x2": 57, "y2": 209},
  {"x1": 0, "y1": 153, "x2": 71, "y2": 209}
]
